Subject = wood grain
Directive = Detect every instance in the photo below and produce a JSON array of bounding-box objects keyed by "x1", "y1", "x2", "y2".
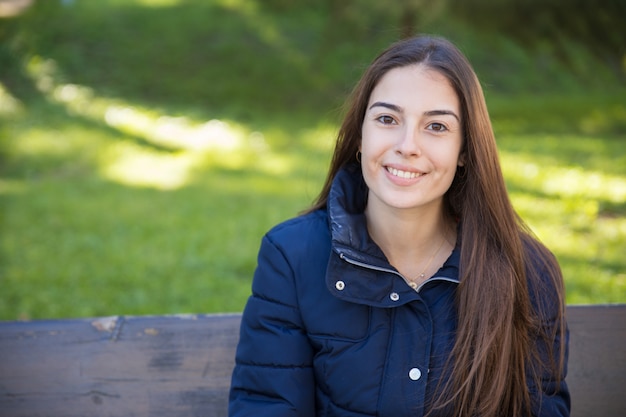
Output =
[
  {"x1": 0, "y1": 314, "x2": 241, "y2": 417},
  {"x1": 0, "y1": 306, "x2": 624, "y2": 416}
]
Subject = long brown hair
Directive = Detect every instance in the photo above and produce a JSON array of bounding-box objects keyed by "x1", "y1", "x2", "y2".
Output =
[{"x1": 310, "y1": 36, "x2": 566, "y2": 417}]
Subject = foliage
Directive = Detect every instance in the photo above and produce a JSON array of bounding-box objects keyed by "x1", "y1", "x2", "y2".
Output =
[{"x1": 447, "y1": 0, "x2": 626, "y2": 81}]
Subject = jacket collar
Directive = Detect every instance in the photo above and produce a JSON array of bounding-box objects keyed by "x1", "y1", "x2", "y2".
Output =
[
  {"x1": 327, "y1": 163, "x2": 389, "y2": 266},
  {"x1": 326, "y1": 164, "x2": 460, "y2": 305}
]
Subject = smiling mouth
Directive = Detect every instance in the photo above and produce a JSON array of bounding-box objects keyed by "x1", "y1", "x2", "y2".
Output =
[{"x1": 386, "y1": 166, "x2": 423, "y2": 179}]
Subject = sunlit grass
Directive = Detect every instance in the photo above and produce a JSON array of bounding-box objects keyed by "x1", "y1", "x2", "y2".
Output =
[
  {"x1": 0, "y1": 75, "x2": 332, "y2": 319},
  {"x1": 0, "y1": 83, "x2": 23, "y2": 116},
  {"x1": 2, "y1": 84, "x2": 624, "y2": 320},
  {"x1": 1, "y1": 0, "x2": 624, "y2": 320},
  {"x1": 0, "y1": 111, "x2": 327, "y2": 319},
  {"x1": 17, "y1": 54, "x2": 307, "y2": 192},
  {"x1": 2, "y1": 54, "x2": 625, "y2": 318},
  {"x1": 501, "y1": 150, "x2": 626, "y2": 203},
  {"x1": 499, "y1": 135, "x2": 626, "y2": 304}
]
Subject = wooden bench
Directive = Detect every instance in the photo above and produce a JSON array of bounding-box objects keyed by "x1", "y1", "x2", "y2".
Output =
[{"x1": 1, "y1": 304, "x2": 624, "y2": 417}]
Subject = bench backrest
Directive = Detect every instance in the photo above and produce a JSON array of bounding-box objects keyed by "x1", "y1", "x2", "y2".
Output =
[{"x1": 1, "y1": 305, "x2": 624, "y2": 416}]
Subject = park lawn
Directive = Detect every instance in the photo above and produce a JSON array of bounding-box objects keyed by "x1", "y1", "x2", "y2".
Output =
[
  {"x1": 0, "y1": 0, "x2": 624, "y2": 320},
  {"x1": 1, "y1": 87, "x2": 625, "y2": 320}
]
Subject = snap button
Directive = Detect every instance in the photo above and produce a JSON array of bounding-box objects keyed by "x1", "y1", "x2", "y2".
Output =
[
  {"x1": 390, "y1": 292, "x2": 399, "y2": 301},
  {"x1": 409, "y1": 367, "x2": 421, "y2": 381},
  {"x1": 335, "y1": 280, "x2": 345, "y2": 291}
]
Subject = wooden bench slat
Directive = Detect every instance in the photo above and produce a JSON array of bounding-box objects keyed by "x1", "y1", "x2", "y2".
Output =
[
  {"x1": 0, "y1": 314, "x2": 241, "y2": 417},
  {"x1": 1, "y1": 306, "x2": 624, "y2": 416},
  {"x1": 564, "y1": 305, "x2": 626, "y2": 417}
]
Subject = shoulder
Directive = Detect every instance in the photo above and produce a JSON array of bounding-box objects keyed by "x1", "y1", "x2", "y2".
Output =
[
  {"x1": 265, "y1": 209, "x2": 330, "y2": 251},
  {"x1": 252, "y1": 209, "x2": 332, "y2": 307},
  {"x1": 521, "y1": 234, "x2": 565, "y2": 321},
  {"x1": 258, "y1": 209, "x2": 332, "y2": 272},
  {"x1": 521, "y1": 233, "x2": 561, "y2": 282}
]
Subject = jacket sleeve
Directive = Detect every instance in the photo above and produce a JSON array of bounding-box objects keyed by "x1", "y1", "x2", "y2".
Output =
[{"x1": 229, "y1": 234, "x2": 316, "y2": 417}]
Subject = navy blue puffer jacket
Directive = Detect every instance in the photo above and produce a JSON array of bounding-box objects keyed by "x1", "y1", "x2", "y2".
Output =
[{"x1": 229, "y1": 165, "x2": 570, "y2": 417}]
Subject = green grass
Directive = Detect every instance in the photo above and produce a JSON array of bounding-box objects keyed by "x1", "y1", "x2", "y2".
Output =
[{"x1": 1, "y1": 0, "x2": 625, "y2": 320}]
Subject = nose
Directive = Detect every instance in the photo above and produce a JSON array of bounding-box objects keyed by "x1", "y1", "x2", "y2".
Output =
[{"x1": 396, "y1": 125, "x2": 421, "y2": 157}]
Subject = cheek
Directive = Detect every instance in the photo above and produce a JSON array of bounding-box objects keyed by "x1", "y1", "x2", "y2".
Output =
[
  {"x1": 360, "y1": 132, "x2": 379, "y2": 159},
  {"x1": 361, "y1": 126, "x2": 392, "y2": 157},
  {"x1": 441, "y1": 139, "x2": 464, "y2": 167},
  {"x1": 433, "y1": 149, "x2": 463, "y2": 174}
]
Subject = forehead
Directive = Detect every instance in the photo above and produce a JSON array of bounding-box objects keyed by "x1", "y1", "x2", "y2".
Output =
[{"x1": 368, "y1": 64, "x2": 459, "y2": 111}]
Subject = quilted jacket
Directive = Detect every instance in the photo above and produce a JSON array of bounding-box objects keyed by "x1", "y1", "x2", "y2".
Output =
[{"x1": 229, "y1": 164, "x2": 570, "y2": 417}]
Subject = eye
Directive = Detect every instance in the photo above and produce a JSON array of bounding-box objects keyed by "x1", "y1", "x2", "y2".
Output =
[
  {"x1": 376, "y1": 115, "x2": 397, "y2": 125},
  {"x1": 427, "y1": 122, "x2": 448, "y2": 132}
]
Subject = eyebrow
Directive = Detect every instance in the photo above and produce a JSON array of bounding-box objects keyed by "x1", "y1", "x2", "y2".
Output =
[
  {"x1": 424, "y1": 109, "x2": 460, "y2": 122},
  {"x1": 369, "y1": 101, "x2": 460, "y2": 122},
  {"x1": 369, "y1": 101, "x2": 402, "y2": 113}
]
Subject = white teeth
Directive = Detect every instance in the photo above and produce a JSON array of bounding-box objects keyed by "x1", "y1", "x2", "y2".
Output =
[{"x1": 387, "y1": 167, "x2": 420, "y2": 179}]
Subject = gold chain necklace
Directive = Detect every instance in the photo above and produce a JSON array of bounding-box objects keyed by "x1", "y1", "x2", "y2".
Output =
[{"x1": 408, "y1": 236, "x2": 447, "y2": 289}]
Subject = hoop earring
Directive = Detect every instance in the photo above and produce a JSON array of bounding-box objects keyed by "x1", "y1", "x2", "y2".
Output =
[{"x1": 356, "y1": 150, "x2": 361, "y2": 163}]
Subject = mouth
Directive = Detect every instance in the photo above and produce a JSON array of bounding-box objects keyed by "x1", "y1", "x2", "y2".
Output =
[{"x1": 385, "y1": 166, "x2": 423, "y2": 179}]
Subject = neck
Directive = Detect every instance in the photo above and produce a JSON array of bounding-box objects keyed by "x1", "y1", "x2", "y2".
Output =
[
  {"x1": 367, "y1": 200, "x2": 450, "y2": 249},
  {"x1": 365, "y1": 199, "x2": 455, "y2": 280}
]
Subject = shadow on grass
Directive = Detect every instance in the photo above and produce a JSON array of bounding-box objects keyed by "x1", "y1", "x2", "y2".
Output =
[
  {"x1": 9, "y1": 0, "x2": 364, "y2": 121},
  {"x1": 2, "y1": 1, "x2": 625, "y2": 318},
  {"x1": 1, "y1": 103, "x2": 330, "y2": 319}
]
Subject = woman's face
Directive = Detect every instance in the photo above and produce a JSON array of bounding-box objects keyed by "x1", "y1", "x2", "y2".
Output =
[{"x1": 360, "y1": 64, "x2": 464, "y2": 215}]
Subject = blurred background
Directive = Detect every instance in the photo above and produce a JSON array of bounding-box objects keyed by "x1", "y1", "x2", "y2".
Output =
[{"x1": 0, "y1": 0, "x2": 624, "y2": 320}]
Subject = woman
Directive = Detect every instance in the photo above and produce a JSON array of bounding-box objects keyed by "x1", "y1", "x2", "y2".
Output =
[{"x1": 229, "y1": 35, "x2": 569, "y2": 417}]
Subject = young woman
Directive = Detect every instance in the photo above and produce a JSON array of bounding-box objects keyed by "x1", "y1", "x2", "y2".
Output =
[{"x1": 229, "y1": 35, "x2": 570, "y2": 417}]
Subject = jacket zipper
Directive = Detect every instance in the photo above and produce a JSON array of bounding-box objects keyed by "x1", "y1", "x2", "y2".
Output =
[{"x1": 339, "y1": 252, "x2": 459, "y2": 293}]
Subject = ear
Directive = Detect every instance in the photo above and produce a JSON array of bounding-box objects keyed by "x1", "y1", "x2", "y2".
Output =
[{"x1": 457, "y1": 152, "x2": 466, "y2": 167}]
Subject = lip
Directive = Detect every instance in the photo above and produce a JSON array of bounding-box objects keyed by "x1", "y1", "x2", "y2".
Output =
[{"x1": 383, "y1": 164, "x2": 425, "y2": 185}]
